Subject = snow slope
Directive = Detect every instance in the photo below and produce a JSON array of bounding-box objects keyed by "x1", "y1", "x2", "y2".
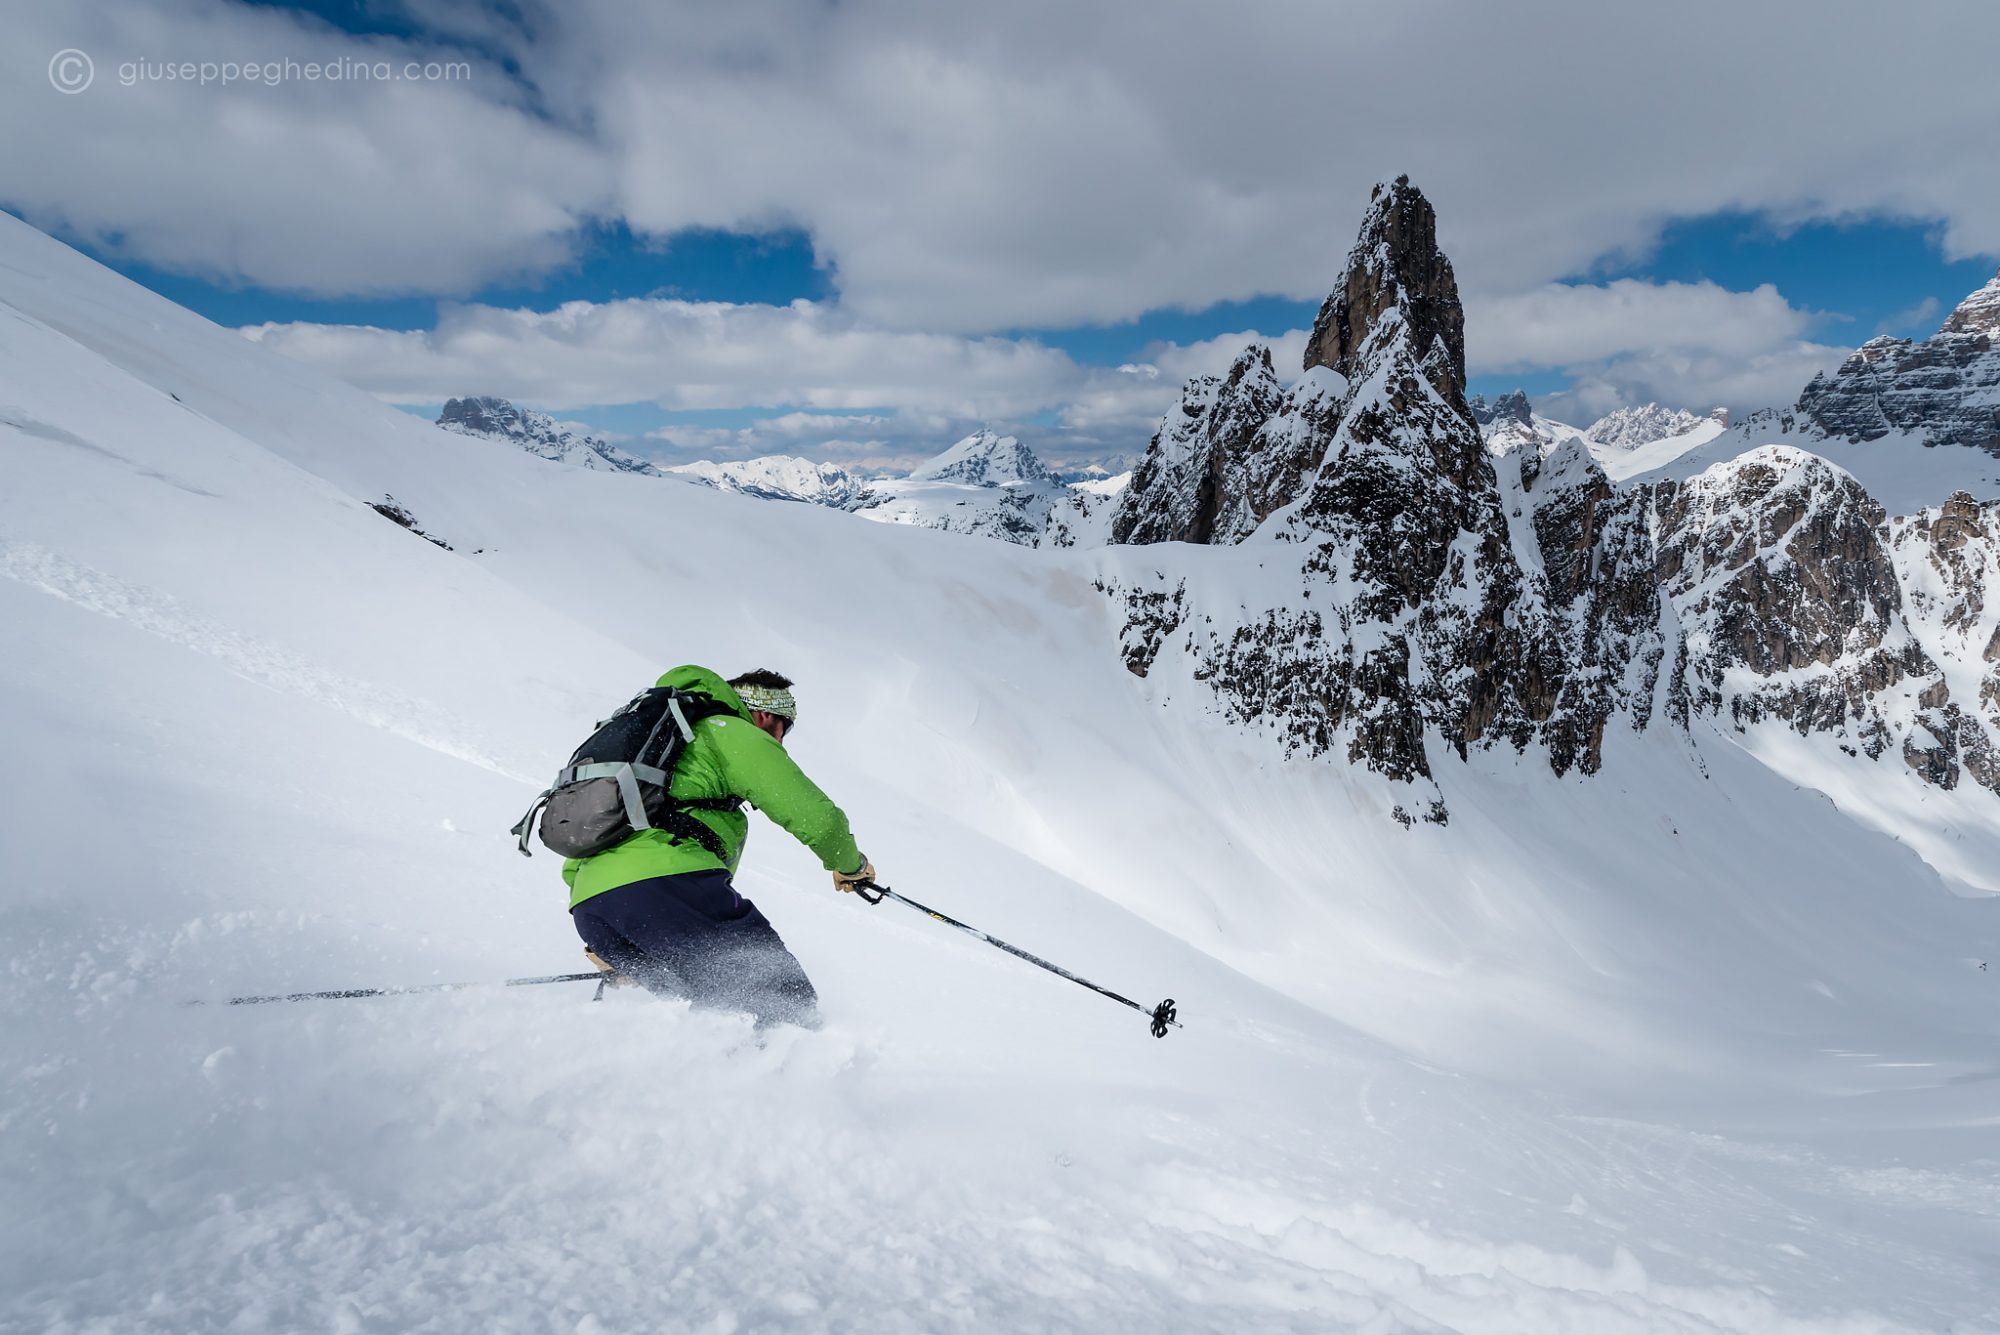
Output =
[
  {"x1": 4, "y1": 213, "x2": 2000, "y2": 1332},
  {"x1": 1596, "y1": 416, "x2": 1729, "y2": 481}
]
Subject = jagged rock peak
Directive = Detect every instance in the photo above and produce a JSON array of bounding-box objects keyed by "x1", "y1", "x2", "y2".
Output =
[
  {"x1": 440, "y1": 395, "x2": 552, "y2": 441},
  {"x1": 908, "y1": 429, "x2": 1053, "y2": 486},
  {"x1": 1109, "y1": 343, "x2": 1297, "y2": 546},
  {"x1": 1469, "y1": 389, "x2": 1533, "y2": 427},
  {"x1": 1940, "y1": 268, "x2": 2000, "y2": 337},
  {"x1": 1303, "y1": 175, "x2": 1467, "y2": 406}
]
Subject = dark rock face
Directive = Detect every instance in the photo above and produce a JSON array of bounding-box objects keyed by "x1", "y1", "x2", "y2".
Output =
[
  {"x1": 1503, "y1": 437, "x2": 1680, "y2": 774},
  {"x1": 1304, "y1": 175, "x2": 1468, "y2": 414},
  {"x1": 1111, "y1": 346, "x2": 1290, "y2": 546},
  {"x1": 1796, "y1": 272, "x2": 2000, "y2": 456},
  {"x1": 1653, "y1": 448, "x2": 1937, "y2": 755}
]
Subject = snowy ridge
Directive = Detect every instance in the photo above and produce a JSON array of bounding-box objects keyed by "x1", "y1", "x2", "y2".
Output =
[
  {"x1": 1586, "y1": 402, "x2": 1723, "y2": 449},
  {"x1": 3, "y1": 202, "x2": 2000, "y2": 1333},
  {"x1": 667, "y1": 454, "x2": 871, "y2": 506}
]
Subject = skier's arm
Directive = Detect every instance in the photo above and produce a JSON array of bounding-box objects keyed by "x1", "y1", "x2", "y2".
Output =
[{"x1": 708, "y1": 716, "x2": 865, "y2": 874}]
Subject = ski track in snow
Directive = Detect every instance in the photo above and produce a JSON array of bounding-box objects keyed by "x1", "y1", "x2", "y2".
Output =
[{"x1": 0, "y1": 535, "x2": 529, "y2": 783}]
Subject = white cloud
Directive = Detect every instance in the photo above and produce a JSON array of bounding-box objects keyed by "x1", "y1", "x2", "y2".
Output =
[
  {"x1": 252, "y1": 297, "x2": 1222, "y2": 469},
  {"x1": 1466, "y1": 280, "x2": 1849, "y2": 419},
  {"x1": 245, "y1": 298, "x2": 1093, "y2": 416},
  {"x1": 11, "y1": 0, "x2": 2000, "y2": 330},
  {"x1": 1537, "y1": 343, "x2": 1849, "y2": 425},
  {"x1": 3, "y1": 0, "x2": 608, "y2": 295},
  {"x1": 1466, "y1": 281, "x2": 1815, "y2": 373}
]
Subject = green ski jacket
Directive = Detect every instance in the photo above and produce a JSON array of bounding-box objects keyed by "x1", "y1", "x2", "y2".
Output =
[{"x1": 561, "y1": 665, "x2": 865, "y2": 909}]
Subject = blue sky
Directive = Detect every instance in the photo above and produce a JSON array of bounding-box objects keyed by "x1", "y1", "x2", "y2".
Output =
[
  {"x1": 12, "y1": 1, "x2": 2000, "y2": 469},
  {"x1": 64, "y1": 210, "x2": 1993, "y2": 448}
]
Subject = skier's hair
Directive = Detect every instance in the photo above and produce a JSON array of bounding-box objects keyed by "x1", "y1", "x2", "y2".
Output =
[{"x1": 728, "y1": 668, "x2": 793, "y2": 692}]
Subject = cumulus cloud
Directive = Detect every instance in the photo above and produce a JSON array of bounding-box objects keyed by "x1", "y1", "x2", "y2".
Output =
[
  {"x1": 11, "y1": 0, "x2": 2000, "y2": 330},
  {"x1": 245, "y1": 298, "x2": 1093, "y2": 416},
  {"x1": 1536, "y1": 343, "x2": 1850, "y2": 426},
  {"x1": 251, "y1": 297, "x2": 1218, "y2": 468},
  {"x1": 5, "y1": 0, "x2": 607, "y2": 295},
  {"x1": 1463, "y1": 279, "x2": 1850, "y2": 419},
  {"x1": 1465, "y1": 281, "x2": 1817, "y2": 373}
]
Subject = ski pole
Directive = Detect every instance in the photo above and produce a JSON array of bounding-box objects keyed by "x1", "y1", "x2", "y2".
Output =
[
  {"x1": 199, "y1": 971, "x2": 603, "y2": 1006},
  {"x1": 852, "y1": 880, "x2": 1180, "y2": 1038}
]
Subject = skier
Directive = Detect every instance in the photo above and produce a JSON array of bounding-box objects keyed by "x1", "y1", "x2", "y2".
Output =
[{"x1": 562, "y1": 666, "x2": 875, "y2": 1028}]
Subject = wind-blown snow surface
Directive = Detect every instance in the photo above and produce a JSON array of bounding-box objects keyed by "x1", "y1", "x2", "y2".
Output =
[{"x1": 3, "y1": 213, "x2": 2000, "y2": 1332}]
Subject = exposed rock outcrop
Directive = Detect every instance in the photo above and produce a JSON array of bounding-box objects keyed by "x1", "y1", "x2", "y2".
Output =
[{"x1": 1108, "y1": 345, "x2": 1323, "y2": 546}]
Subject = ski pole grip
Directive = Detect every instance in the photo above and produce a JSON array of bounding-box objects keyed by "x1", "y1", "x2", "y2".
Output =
[{"x1": 853, "y1": 879, "x2": 887, "y2": 905}]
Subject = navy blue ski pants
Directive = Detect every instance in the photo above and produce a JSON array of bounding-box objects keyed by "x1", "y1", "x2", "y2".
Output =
[{"x1": 570, "y1": 871, "x2": 820, "y2": 1028}]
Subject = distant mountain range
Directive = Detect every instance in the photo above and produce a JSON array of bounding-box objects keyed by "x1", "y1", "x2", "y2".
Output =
[{"x1": 435, "y1": 405, "x2": 1126, "y2": 547}]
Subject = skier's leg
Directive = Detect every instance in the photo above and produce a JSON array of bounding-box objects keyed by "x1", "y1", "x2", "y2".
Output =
[
  {"x1": 570, "y1": 889, "x2": 692, "y2": 997},
  {"x1": 686, "y1": 906, "x2": 821, "y2": 1030}
]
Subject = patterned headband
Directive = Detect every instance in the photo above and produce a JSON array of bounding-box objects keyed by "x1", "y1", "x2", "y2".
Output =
[{"x1": 734, "y1": 682, "x2": 797, "y2": 723}]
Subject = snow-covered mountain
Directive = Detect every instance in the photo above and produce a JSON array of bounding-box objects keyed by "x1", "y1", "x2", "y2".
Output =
[
  {"x1": 1586, "y1": 401, "x2": 1727, "y2": 448},
  {"x1": 905, "y1": 428, "x2": 1055, "y2": 485},
  {"x1": 437, "y1": 396, "x2": 665, "y2": 476},
  {"x1": 5, "y1": 195, "x2": 2000, "y2": 1333},
  {"x1": 854, "y1": 429, "x2": 1112, "y2": 547},
  {"x1": 667, "y1": 454, "x2": 870, "y2": 506}
]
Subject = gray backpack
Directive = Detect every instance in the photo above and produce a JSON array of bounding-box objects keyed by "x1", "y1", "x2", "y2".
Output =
[{"x1": 511, "y1": 686, "x2": 739, "y2": 860}]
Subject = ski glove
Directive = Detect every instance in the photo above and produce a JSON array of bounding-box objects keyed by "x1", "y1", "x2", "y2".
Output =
[{"x1": 832, "y1": 858, "x2": 876, "y2": 894}]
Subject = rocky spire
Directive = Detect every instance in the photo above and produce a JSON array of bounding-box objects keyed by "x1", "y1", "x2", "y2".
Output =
[{"x1": 1302, "y1": 175, "x2": 1468, "y2": 411}]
